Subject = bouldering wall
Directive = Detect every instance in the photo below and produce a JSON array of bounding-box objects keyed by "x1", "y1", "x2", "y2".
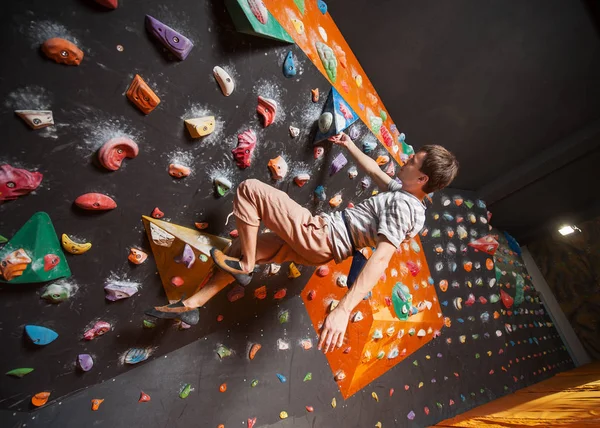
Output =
[{"x1": 0, "y1": 1, "x2": 574, "y2": 427}]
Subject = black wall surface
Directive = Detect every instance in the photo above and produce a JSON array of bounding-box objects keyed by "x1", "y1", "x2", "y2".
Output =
[{"x1": 0, "y1": 1, "x2": 573, "y2": 427}]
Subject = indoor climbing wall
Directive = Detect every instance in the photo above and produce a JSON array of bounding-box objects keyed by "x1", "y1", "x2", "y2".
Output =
[{"x1": 0, "y1": 1, "x2": 574, "y2": 427}]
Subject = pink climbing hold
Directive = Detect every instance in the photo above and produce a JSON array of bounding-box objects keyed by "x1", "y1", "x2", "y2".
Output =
[
  {"x1": 171, "y1": 276, "x2": 184, "y2": 287},
  {"x1": 256, "y1": 96, "x2": 277, "y2": 127},
  {"x1": 231, "y1": 130, "x2": 257, "y2": 169},
  {"x1": 380, "y1": 125, "x2": 394, "y2": 147},
  {"x1": 151, "y1": 207, "x2": 164, "y2": 219},
  {"x1": 316, "y1": 265, "x2": 330, "y2": 277}
]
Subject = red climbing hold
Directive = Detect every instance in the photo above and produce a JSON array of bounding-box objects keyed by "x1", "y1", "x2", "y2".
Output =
[
  {"x1": 43, "y1": 254, "x2": 60, "y2": 271},
  {"x1": 406, "y1": 261, "x2": 420, "y2": 276},
  {"x1": 467, "y1": 235, "x2": 499, "y2": 255},
  {"x1": 171, "y1": 276, "x2": 184, "y2": 287},
  {"x1": 248, "y1": 417, "x2": 257, "y2": 428},
  {"x1": 229, "y1": 229, "x2": 239, "y2": 238},
  {"x1": 139, "y1": 391, "x2": 151, "y2": 402},
  {"x1": 151, "y1": 207, "x2": 164, "y2": 219},
  {"x1": 274, "y1": 288, "x2": 287, "y2": 300},
  {"x1": 216, "y1": 315, "x2": 224, "y2": 322},
  {"x1": 307, "y1": 289, "x2": 316, "y2": 300},
  {"x1": 316, "y1": 265, "x2": 330, "y2": 277},
  {"x1": 500, "y1": 289, "x2": 514, "y2": 309},
  {"x1": 306, "y1": 406, "x2": 314, "y2": 412},
  {"x1": 380, "y1": 125, "x2": 394, "y2": 147}
]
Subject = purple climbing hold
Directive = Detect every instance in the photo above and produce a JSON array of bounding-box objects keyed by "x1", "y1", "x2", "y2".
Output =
[
  {"x1": 407, "y1": 410, "x2": 416, "y2": 420},
  {"x1": 77, "y1": 354, "x2": 94, "y2": 372},
  {"x1": 329, "y1": 152, "x2": 347, "y2": 175},
  {"x1": 175, "y1": 243, "x2": 195, "y2": 269},
  {"x1": 361, "y1": 176, "x2": 371, "y2": 189},
  {"x1": 145, "y1": 15, "x2": 194, "y2": 61},
  {"x1": 348, "y1": 126, "x2": 360, "y2": 140}
]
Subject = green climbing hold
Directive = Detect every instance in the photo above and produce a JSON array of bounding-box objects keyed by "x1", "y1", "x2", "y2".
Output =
[
  {"x1": 303, "y1": 372, "x2": 312, "y2": 382},
  {"x1": 251, "y1": 379, "x2": 259, "y2": 387},
  {"x1": 464, "y1": 200, "x2": 474, "y2": 209},
  {"x1": 514, "y1": 274, "x2": 525, "y2": 307},
  {"x1": 480, "y1": 388, "x2": 485, "y2": 394},
  {"x1": 315, "y1": 41, "x2": 337, "y2": 83},
  {"x1": 377, "y1": 350, "x2": 385, "y2": 360},
  {"x1": 143, "y1": 320, "x2": 156, "y2": 329},
  {"x1": 179, "y1": 383, "x2": 193, "y2": 399},
  {"x1": 392, "y1": 282, "x2": 413, "y2": 321},
  {"x1": 0, "y1": 235, "x2": 7, "y2": 244},
  {"x1": 475, "y1": 353, "x2": 480, "y2": 359},
  {"x1": 490, "y1": 294, "x2": 500, "y2": 304},
  {"x1": 216, "y1": 345, "x2": 232, "y2": 359},
  {"x1": 0, "y1": 212, "x2": 71, "y2": 284},
  {"x1": 495, "y1": 266, "x2": 503, "y2": 283},
  {"x1": 224, "y1": 0, "x2": 294, "y2": 43},
  {"x1": 412, "y1": 360, "x2": 418, "y2": 366},
  {"x1": 370, "y1": 116, "x2": 383, "y2": 134},
  {"x1": 379, "y1": 110, "x2": 387, "y2": 122},
  {"x1": 293, "y1": 0, "x2": 305, "y2": 14},
  {"x1": 6, "y1": 368, "x2": 34, "y2": 378},
  {"x1": 279, "y1": 310, "x2": 289, "y2": 324},
  {"x1": 436, "y1": 402, "x2": 443, "y2": 409}
]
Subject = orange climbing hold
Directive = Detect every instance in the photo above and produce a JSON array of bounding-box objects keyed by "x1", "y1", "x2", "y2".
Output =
[
  {"x1": 219, "y1": 383, "x2": 227, "y2": 393},
  {"x1": 254, "y1": 285, "x2": 267, "y2": 300},
  {"x1": 195, "y1": 222, "x2": 208, "y2": 230},
  {"x1": 486, "y1": 258, "x2": 494, "y2": 270},
  {"x1": 31, "y1": 391, "x2": 50, "y2": 407},
  {"x1": 274, "y1": 288, "x2": 287, "y2": 299},
  {"x1": 91, "y1": 398, "x2": 104, "y2": 411},
  {"x1": 249, "y1": 343, "x2": 261, "y2": 360}
]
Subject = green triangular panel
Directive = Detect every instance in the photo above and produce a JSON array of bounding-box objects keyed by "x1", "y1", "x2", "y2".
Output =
[
  {"x1": 225, "y1": 0, "x2": 294, "y2": 43},
  {"x1": 0, "y1": 212, "x2": 71, "y2": 284},
  {"x1": 313, "y1": 88, "x2": 360, "y2": 144}
]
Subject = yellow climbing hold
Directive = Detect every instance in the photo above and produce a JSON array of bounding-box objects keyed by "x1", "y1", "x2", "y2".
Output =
[
  {"x1": 280, "y1": 411, "x2": 288, "y2": 419},
  {"x1": 418, "y1": 381, "x2": 424, "y2": 388},
  {"x1": 61, "y1": 233, "x2": 92, "y2": 254},
  {"x1": 288, "y1": 262, "x2": 301, "y2": 278},
  {"x1": 331, "y1": 397, "x2": 337, "y2": 408},
  {"x1": 375, "y1": 423, "x2": 382, "y2": 428},
  {"x1": 371, "y1": 391, "x2": 379, "y2": 402},
  {"x1": 354, "y1": 74, "x2": 363, "y2": 87},
  {"x1": 291, "y1": 19, "x2": 304, "y2": 34}
]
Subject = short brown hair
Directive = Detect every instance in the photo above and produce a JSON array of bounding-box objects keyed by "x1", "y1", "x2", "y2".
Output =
[{"x1": 418, "y1": 145, "x2": 459, "y2": 193}]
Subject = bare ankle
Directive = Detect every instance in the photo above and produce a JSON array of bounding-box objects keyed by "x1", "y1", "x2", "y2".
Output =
[{"x1": 240, "y1": 261, "x2": 254, "y2": 273}]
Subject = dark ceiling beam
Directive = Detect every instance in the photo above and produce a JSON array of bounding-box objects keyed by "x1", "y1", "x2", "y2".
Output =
[{"x1": 478, "y1": 118, "x2": 600, "y2": 206}]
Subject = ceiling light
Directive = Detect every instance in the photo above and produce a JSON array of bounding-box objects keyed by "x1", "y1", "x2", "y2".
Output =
[{"x1": 558, "y1": 225, "x2": 576, "y2": 236}]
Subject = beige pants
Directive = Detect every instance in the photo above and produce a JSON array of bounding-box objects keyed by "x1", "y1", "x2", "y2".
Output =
[{"x1": 230, "y1": 179, "x2": 334, "y2": 266}]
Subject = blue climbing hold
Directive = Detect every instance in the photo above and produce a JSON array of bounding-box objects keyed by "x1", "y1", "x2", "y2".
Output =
[
  {"x1": 362, "y1": 140, "x2": 377, "y2": 153},
  {"x1": 25, "y1": 325, "x2": 58, "y2": 346},
  {"x1": 317, "y1": 0, "x2": 327, "y2": 14},
  {"x1": 441, "y1": 301, "x2": 448, "y2": 306},
  {"x1": 314, "y1": 185, "x2": 326, "y2": 201},
  {"x1": 276, "y1": 373, "x2": 287, "y2": 383},
  {"x1": 125, "y1": 348, "x2": 150, "y2": 364},
  {"x1": 283, "y1": 51, "x2": 297, "y2": 78}
]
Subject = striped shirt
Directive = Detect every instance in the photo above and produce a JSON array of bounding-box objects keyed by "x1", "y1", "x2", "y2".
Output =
[{"x1": 321, "y1": 180, "x2": 427, "y2": 263}]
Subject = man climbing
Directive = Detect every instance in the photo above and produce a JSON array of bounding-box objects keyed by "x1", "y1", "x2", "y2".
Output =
[{"x1": 146, "y1": 132, "x2": 458, "y2": 353}]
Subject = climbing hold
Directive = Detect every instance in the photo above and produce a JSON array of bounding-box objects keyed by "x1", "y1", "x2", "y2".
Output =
[
  {"x1": 229, "y1": 229, "x2": 239, "y2": 238},
  {"x1": 42, "y1": 253, "x2": 60, "y2": 272},
  {"x1": 384, "y1": 161, "x2": 395, "y2": 177},
  {"x1": 143, "y1": 319, "x2": 156, "y2": 329},
  {"x1": 372, "y1": 329, "x2": 383, "y2": 339},
  {"x1": 311, "y1": 88, "x2": 319, "y2": 102},
  {"x1": 314, "y1": 185, "x2": 326, "y2": 201},
  {"x1": 291, "y1": 18, "x2": 304, "y2": 34},
  {"x1": 151, "y1": 207, "x2": 164, "y2": 219},
  {"x1": 354, "y1": 73, "x2": 363, "y2": 87},
  {"x1": 194, "y1": 222, "x2": 208, "y2": 230},
  {"x1": 41, "y1": 38, "x2": 83, "y2": 65},
  {"x1": 317, "y1": 0, "x2": 327, "y2": 14},
  {"x1": 315, "y1": 41, "x2": 337, "y2": 82},
  {"x1": 289, "y1": 126, "x2": 300, "y2": 137},
  {"x1": 250, "y1": 379, "x2": 259, "y2": 387},
  {"x1": 0, "y1": 249, "x2": 30, "y2": 281},
  {"x1": 98, "y1": 137, "x2": 139, "y2": 171},
  {"x1": 231, "y1": 130, "x2": 257, "y2": 169},
  {"x1": 318, "y1": 26, "x2": 328, "y2": 41},
  {"x1": 316, "y1": 265, "x2": 330, "y2": 277},
  {"x1": 417, "y1": 329, "x2": 426, "y2": 337},
  {"x1": 269, "y1": 263, "x2": 281, "y2": 276},
  {"x1": 213, "y1": 66, "x2": 235, "y2": 96},
  {"x1": 348, "y1": 166, "x2": 358, "y2": 178},
  {"x1": 361, "y1": 176, "x2": 371, "y2": 188},
  {"x1": 0, "y1": 164, "x2": 43, "y2": 202},
  {"x1": 319, "y1": 112, "x2": 333, "y2": 133},
  {"x1": 6, "y1": 368, "x2": 34, "y2": 378},
  {"x1": 279, "y1": 310, "x2": 289, "y2": 323},
  {"x1": 334, "y1": 370, "x2": 346, "y2": 381},
  {"x1": 124, "y1": 348, "x2": 149, "y2": 365},
  {"x1": 500, "y1": 289, "x2": 514, "y2": 308},
  {"x1": 138, "y1": 391, "x2": 151, "y2": 402},
  {"x1": 60, "y1": 233, "x2": 92, "y2": 255},
  {"x1": 170, "y1": 276, "x2": 184, "y2": 288},
  {"x1": 293, "y1": 173, "x2": 310, "y2": 187},
  {"x1": 283, "y1": 51, "x2": 297, "y2": 78},
  {"x1": 331, "y1": 397, "x2": 337, "y2": 408},
  {"x1": 77, "y1": 354, "x2": 94, "y2": 372},
  {"x1": 314, "y1": 146, "x2": 325, "y2": 159},
  {"x1": 15, "y1": 110, "x2": 54, "y2": 130},
  {"x1": 83, "y1": 321, "x2": 111, "y2": 340},
  {"x1": 288, "y1": 262, "x2": 301, "y2": 278},
  {"x1": 168, "y1": 163, "x2": 191, "y2": 178},
  {"x1": 174, "y1": 243, "x2": 195, "y2": 269},
  {"x1": 145, "y1": 15, "x2": 193, "y2": 60},
  {"x1": 128, "y1": 248, "x2": 148, "y2": 265},
  {"x1": 330, "y1": 153, "x2": 348, "y2": 175},
  {"x1": 362, "y1": 140, "x2": 377, "y2": 153},
  {"x1": 213, "y1": 176, "x2": 233, "y2": 197},
  {"x1": 268, "y1": 156, "x2": 288, "y2": 180},
  {"x1": 307, "y1": 289, "x2": 316, "y2": 300},
  {"x1": 304, "y1": 372, "x2": 312, "y2": 381},
  {"x1": 380, "y1": 125, "x2": 393, "y2": 147},
  {"x1": 219, "y1": 383, "x2": 227, "y2": 393},
  {"x1": 227, "y1": 284, "x2": 245, "y2": 302},
  {"x1": 375, "y1": 422, "x2": 382, "y2": 428},
  {"x1": 276, "y1": 373, "x2": 287, "y2": 383},
  {"x1": 370, "y1": 116, "x2": 383, "y2": 134},
  {"x1": 126, "y1": 74, "x2": 160, "y2": 114},
  {"x1": 0, "y1": 235, "x2": 6, "y2": 244},
  {"x1": 216, "y1": 345, "x2": 233, "y2": 359},
  {"x1": 256, "y1": 96, "x2": 277, "y2": 127},
  {"x1": 41, "y1": 282, "x2": 71, "y2": 303},
  {"x1": 306, "y1": 406, "x2": 314, "y2": 412},
  {"x1": 352, "y1": 311, "x2": 363, "y2": 322},
  {"x1": 248, "y1": 417, "x2": 257, "y2": 428},
  {"x1": 74, "y1": 193, "x2": 116, "y2": 211},
  {"x1": 185, "y1": 116, "x2": 215, "y2": 138},
  {"x1": 25, "y1": 325, "x2": 58, "y2": 346},
  {"x1": 104, "y1": 282, "x2": 139, "y2": 301},
  {"x1": 329, "y1": 194, "x2": 342, "y2": 208},
  {"x1": 95, "y1": 0, "x2": 118, "y2": 8},
  {"x1": 249, "y1": 343, "x2": 261, "y2": 360},
  {"x1": 32, "y1": 392, "x2": 51, "y2": 407},
  {"x1": 179, "y1": 384, "x2": 193, "y2": 399},
  {"x1": 372, "y1": 392, "x2": 379, "y2": 402},
  {"x1": 254, "y1": 285, "x2": 267, "y2": 300},
  {"x1": 375, "y1": 155, "x2": 389, "y2": 166},
  {"x1": 336, "y1": 275, "x2": 348, "y2": 287}
]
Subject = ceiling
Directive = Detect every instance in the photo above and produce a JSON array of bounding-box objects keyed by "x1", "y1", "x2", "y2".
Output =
[{"x1": 328, "y1": 0, "x2": 600, "y2": 244}]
